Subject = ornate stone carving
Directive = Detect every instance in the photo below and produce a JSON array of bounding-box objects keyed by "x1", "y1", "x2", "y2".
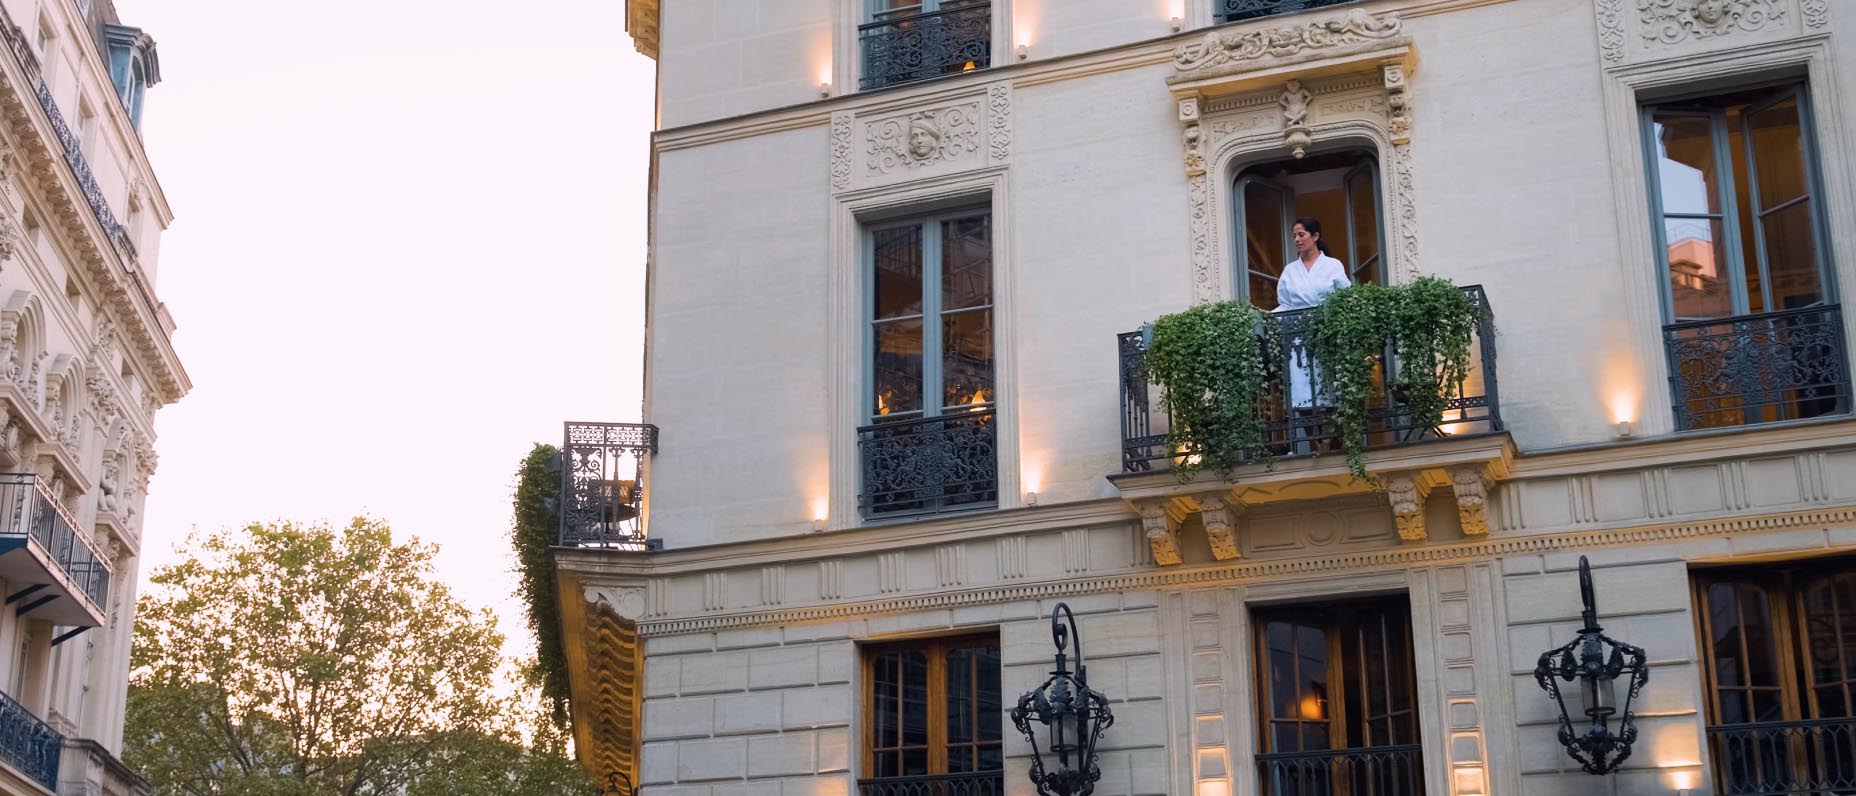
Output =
[
  {"x1": 99, "y1": 454, "x2": 120, "y2": 514},
  {"x1": 1639, "y1": 0, "x2": 1783, "y2": 44},
  {"x1": 1280, "y1": 80, "x2": 1314, "y2": 158},
  {"x1": 1199, "y1": 494, "x2": 1244, "y2": 561},
  {"x1": 1386, "y1": 471, "x2": 1432, "y2": 541},
  {"x1": 1180, "y1": 98, "x2": 1206, "y2": 176},
  {"x1": 586, "y1": 585, "x2": 648, "y2": 620},
  {"x1": 829, "y1": 112, "x2": 853, "y2": 190},
  {"x1": 88, "y1": 318, "x2": 116, "y2": 365},
  {"x1": 1187, "y1": 172, "x2": 1217, "y2": 297},
  {"x1": 1802, "y1": 0, "x2": 1827, "y2": 26},
  {"x1": 41, "y1": 376, "x2": 59, "y2": 426},
  {"x1": 1596, "y1": 0, "x2": 1628, "y2": 62},
  {"x1": 1139, "y1": 501, "x2": 1183, "y2": 566},
  {"x1": 1452, "y1": 466, "x2": 1492, "y2": 535},
  {"x1": 1173, "y1": 10, "x2": 1403, "y2": 72},
  {"x1": 1382, "y1": 64, "x2": 1411, "y2": 145},
  {"x1": 865, "y1": 104, "x2": 981, "y2": 175},
  {"x1": 23, "y1": 351, "x2": 44, "y2": 409},
  {"x1": 0, "y1": 214, "x2": 19, "y2": 261},
  {"x1": 988, "y1": 84, "x2": 1012, "y2": 163},
  {"x1": 1392, "y1": 143, "x2": 1421, "y2": 278}
]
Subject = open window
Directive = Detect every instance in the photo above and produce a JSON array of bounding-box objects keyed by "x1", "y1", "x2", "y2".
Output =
[{"x1": 1234, "y1": 150, "x2": 1382, "y2": 311}]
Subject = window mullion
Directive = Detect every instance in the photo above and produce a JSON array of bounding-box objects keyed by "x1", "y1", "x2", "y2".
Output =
[
  {"x1": 924, "y1": 219, "x2": 944, "y2": 417},
  {"x1": 1738, "y1": 101, "x2": 1777, "y2": 316},
  {"x1": 1710, "y1": 108, "x2": 1753, "y2": 316},
  {"x1": 928, "y1": 640, "x2": 949, "y2": 774}
]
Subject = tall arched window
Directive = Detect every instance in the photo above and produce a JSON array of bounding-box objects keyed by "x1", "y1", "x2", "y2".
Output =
[{"x1": 1232, "y1": 149, "x2": 1383, "y2": 310}]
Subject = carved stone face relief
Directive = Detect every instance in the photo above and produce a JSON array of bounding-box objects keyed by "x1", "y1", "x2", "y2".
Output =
[{"x1": 907, "y1": 116, "x2": 941, "y2": 159}]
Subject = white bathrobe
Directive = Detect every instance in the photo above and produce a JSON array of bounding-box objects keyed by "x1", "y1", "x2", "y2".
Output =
[{"x1": 1274, "y1": 253, "x2": 1351, "y2": 408}]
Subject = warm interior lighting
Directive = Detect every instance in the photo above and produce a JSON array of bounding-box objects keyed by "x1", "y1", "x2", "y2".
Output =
[
  {"x1": 1299, "y1": 692, "x2": 1325, "y2": 720},
  {"x1": 1669, "y1": 770, "x2": 1698, "y2": 791},
  {"x1": 962, "y1": 60, "x2": 978, "y2": 71},
  {"x1": 876, "y1": 392, "x2": 892, "y2": 416},
  {"x1": 968, "y1": 387, "x2": 988, "y2": 407},
  {"x1": 1195, "y1": 780, "x2": 1229, "y2": 796}
]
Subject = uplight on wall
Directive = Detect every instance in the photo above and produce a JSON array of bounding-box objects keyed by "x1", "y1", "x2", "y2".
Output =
[
  {"x1": 1669, "y1": 769, "x2": 1698, "y2": 796},
  {"x1": 1610, "y1": 392, "x2": 1637, "y2": 438},
  {"x1": 1194, "y1": 780, "x2": 1229, "y2": 796},
  {"x1": 810, "y1": 497, "x2": 829, "y2": 531},
  {"x1": 1166, "y1": 0, "x2": 1185, "y2": 30},
  {"x1": 818, "y1": 64, "x2": 833, "y2": 97},
  {"x1": 1023, "y1": 467, "x2": 1042, "y2": 508}
]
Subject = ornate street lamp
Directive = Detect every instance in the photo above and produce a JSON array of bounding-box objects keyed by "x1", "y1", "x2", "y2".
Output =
[
  {"x1": 1533, "y1": 555, "x2": 1649, "y2": 775},
  {"x1": 599, "y1": 771, "x2": 632, "y2": 796},
  {"x1": 1011, "y1": 603, "x2": 1116, "y2": 796}
]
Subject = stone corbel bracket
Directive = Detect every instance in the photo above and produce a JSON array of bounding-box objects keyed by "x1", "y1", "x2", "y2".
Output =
[
  {"x1": 1135, "y1": 489, "x2": 1248, "y2": 566},
  {"x1": 1373, "y1": 455, "x2": 1512, "y2": 542}
]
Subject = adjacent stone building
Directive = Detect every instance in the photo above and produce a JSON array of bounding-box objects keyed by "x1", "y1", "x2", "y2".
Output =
[
  {"x1": 0, "y1": 0, "x2": 186, "y2": 794},
  {"x1": 557, "y1": 1, "x2": 1856, "y2": 795}
]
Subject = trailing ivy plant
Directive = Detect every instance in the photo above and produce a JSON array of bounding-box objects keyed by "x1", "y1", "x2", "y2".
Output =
[
  {"x1": 1307, "y1": 282, "x2": 1396, "y2": 481},
  {"x1": 1389, "y1": 276, "x2": 1487, "y2": 448},
  {"x1": 511, "y1": 443, "x2": 571, "y2": 729},
  {"x1": 1142, "y1": 300, "x2": 1278, "y2": 480}
]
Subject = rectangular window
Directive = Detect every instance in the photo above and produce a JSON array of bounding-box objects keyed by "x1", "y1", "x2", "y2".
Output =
[
  {"x1": 1215, "y1": 0, "x2": 1365, "y2": 24},
  {"x1": 861, "y1": 635, "x2": 1003, "y2": 796},
  {"x1": 860, "y1": 209, "x2": 997, "y2": 518},
  {"x1": 859, "y1": 0, "x2": 991, "y2": 91},
  {"x1": 1693, "y1": 558, "x2": 1856, "y2": 795},
  {"x1": 1253, "y1": 596, "x2": 1423, "y2": 796},
  {"x1": 1644, "y1": 83, "x2": 1849, "y2": 430}
]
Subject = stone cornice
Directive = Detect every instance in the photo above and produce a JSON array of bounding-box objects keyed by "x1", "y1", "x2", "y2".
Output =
[
  {"x1": 595, "y1": 502, "x2": 1856, "y2": 636},
  {"x1": 626, "y1": 0, "x2": 660, "y2": 60}
]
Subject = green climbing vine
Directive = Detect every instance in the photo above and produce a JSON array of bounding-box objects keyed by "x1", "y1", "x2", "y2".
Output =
[
  {"x1": 1142, "y1": 300, "x2": 1278, "y2": 480},
  {"x1": 510, "y1": 443, "x2": 571, "y2": 729},
  {"x1": 1307, "y1": 281, "x2": 1395, "y2": 481}
]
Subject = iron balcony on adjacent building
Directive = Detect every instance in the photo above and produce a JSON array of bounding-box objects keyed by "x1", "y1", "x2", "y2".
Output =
[
  {"x1": 559, "y1": 422, "x2": 659, "y2": 550},
  {"x1": 0, "y1": 473, "x2": 110, "y2": 628}
]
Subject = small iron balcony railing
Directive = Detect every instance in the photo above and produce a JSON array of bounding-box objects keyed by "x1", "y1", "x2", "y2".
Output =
[
  {"x1": 1256, "y1": 744, "x2": 1424, "y2": 796},
  {"x1": 1118, "y1": 285, "x2": 1501, "y2": 473},
  {"x1": 1663, "y1": 304, "x2": 1851, "y2": 431},
  {"x1": 856, "y1": 771, "x2": 1004, "y2": 796},
  {"x1": 559, "y1": 422, "x2": 658, "y2": 549},
  {"x1": 859, "y1": 2, "x2": 991, "y2": 91},
  {"x1": 0, "y1": 687, "x2": 61, "y2": 792},
  {"x1": 1708, "y1": 716, "x2": 1856, "y2": 796},
  {"x1": 1216, "y1": 0, "x2": 1365, "y2": 23},
  {"x1": 859, "y1": 408, "x2": 998, "y2": 518},
  {"x1": 0, "y1": 473, "x2": 111, "y2": 611}
]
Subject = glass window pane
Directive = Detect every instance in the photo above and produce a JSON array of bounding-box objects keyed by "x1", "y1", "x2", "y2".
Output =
[
  {"x1": 1666, "y1": 218, "x2": 1733, "y2": 320},
  {"x1": 1743, "y1": 586, "x2": 1781, "y2": 687},
  {"x1": 874, "y1": 319, "x2": 924, "y2": 418},
  {"x1": 1249, "y1": 273, "x2": 1278, "y2": 311},
  {"x1": 1745, "y1": 97, "x2": 1810, "y2": 211},
  {"x1": 1243, "y1": 181, "x2": 1288, "y2": 311},
  {"x1": 876, "y1": 652, "x2": 900, "y2": 747},
  {"x1": 978, "y1": 745, "x2": 1002, "y2": 772},
  {"x1": 1347, "y1": 167, "x2": 1380, "y2": 286},
  {"x1": 942, "y1": 309, "x2": 993, "y2": 408},
  {"x1": 902, "y1": 651, "x2": 929, "y2": 747},
  {"x1": 875, "y1": 225, "x2": 924, "y2": 320},
  {"x1": 1653, "y1": 115, "x2": 1723, "y2": 215},
  {"x1": 1297, "y1": 623, "x2": 1327, "y2": 722},
  {"x1": 903, "y1": 747, "x2": 929, "y2": 776},
  {"x1": 978, "y1": 645, "x2": 1001, "y2": 741},
  {"x1": 1761, "y1": 201, "x2": 1823, "y2": 310},
  {"x1": 947, "y1": 648, "x2": 973, "y2": 746},
  {"x1": 942, "y1": 215, "x2": 992, "y2": 311},
  {"x1": 1267, "y1": 622, "x2": 1296, "y2": 719}
]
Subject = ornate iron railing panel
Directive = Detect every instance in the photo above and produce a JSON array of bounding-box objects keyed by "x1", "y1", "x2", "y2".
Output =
[
  {"x1": 856, "y1": 772, "x2": 1004, "y2": 796},
  {"x1": 1217, "y1": 0, "x2": 1366, "y2": 23},
  {"x1": 1663, "y1": 305, "x2": 1850, "y2": 431},
  {"x1": 560, "y1": 422, "x2": 658, "y2": 549},
  {"x1": 30, "y1": 82, "x2": 136, "y2": 259},
  {"x1": 859, "y1": 3, "x2": 991, "y2": 91},
  {"x1": 1119, "y1": 285, "x2": 1500, "y2": 473},
  {"x1": 859, "y1": 409, "x2": 997, "y2": 517},
  {"x1": 0, "y1": 473, "x2": 111, "y2": 611},
  {"x1": 1256, "y1": 744, "x2": 1423, "y2": 796},
  {"x1": 0, "y1": 685, "x2": 62, "y2": 791},
  {"x1": 1708, "y1": 716, "x2": 1856, "y2": 796}
]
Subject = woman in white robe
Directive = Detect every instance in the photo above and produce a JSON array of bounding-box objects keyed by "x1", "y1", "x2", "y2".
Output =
[{"x1": 1274, "y1": 217, "x2": 1350, "y2": 410}]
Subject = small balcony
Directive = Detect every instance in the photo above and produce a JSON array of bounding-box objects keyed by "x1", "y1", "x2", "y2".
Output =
[
  {"x1": 1664, "y1": 305, "x2": 1851, "y2": 431},
  {"x1": 559, "y1": 422, "x2": 658, "y2": 550},
  {"x1": 859, "y1": 2, "x2": 991, "y2": 91},
  {"x1": 1215, "y1": 0, "x2": 1366, "y2": 24},
  {"x1": 859, "y1": 409, "x2": 998, "y2": 518},
  {"x1": 1708, "y1": 716, "x2": 1856, "y2": 796},
  {"x1": 1256, "y1": 744, "x2": 1423, "y2": 796},
  {"x1": 1114, "y1": 286, "x2": 1510, "y2": 560},
  {"x1": 856, "y1": 772, "x2": 1004, "y2": 796},
  {"x1": 0, "y1": 474, "x2": 109, "y2": 627},
  {"x1": 0, "y1": 688, "x2": 61, "y2": 792}
]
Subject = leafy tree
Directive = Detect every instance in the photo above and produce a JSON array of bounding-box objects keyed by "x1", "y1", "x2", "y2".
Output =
[{"x1": 125, "y1": 517, "x2": 592, "y2": 796}]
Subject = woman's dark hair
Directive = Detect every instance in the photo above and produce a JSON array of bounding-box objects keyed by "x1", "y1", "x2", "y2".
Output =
[{"x1": 1293, "y1": 217, "x2": 1331, "y2": 256}]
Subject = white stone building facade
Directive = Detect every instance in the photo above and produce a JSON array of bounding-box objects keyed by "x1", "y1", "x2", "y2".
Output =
[
  {"x1": 556, "y1": 1, "x2": 1856, "y2": 795},
  {"x1": 0, "y1": 0, "x2": 185, "y2": 795}
]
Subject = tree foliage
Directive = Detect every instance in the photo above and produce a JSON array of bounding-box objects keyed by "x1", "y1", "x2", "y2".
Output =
[
  {"x1": 125, "y1": 517, "x2": 591, "y2": 796},
  {"x1": 510, "y1": 444, "x2": 571, "y2": 728}
]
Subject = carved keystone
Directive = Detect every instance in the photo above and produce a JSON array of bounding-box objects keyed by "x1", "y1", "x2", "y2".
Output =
[
  {"x1": 1198, "y1": 494, "x2": 1244, "y2": 561},
  {"x1": 1451, "y1": 465, "x2": 1492, "y2": 535},
  {"x1": 1385, "y1": 471, "x2": 1434, "y2": 541},
  {"x1": 1139, "y1": 501, "x2": 1183, "y2": 566}
]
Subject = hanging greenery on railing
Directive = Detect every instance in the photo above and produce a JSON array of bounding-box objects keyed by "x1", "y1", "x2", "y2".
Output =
[
  {"x1": 1142, "y1": 300, "x2": 1279, "y2": 479},
  {"x1": 1141, "y1": 277, "x2": 1486, "y2": 484},
  {"x1": 1311, "y1": 276, "x2": 1486, "y2": 480},
  {"x1": 511, "y1": 443, "x2": 571, "y2": 729}
]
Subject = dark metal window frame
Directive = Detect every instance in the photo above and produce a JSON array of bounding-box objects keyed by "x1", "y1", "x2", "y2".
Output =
[
  {"x1": 858, "y1": 0, "x2": 993, "y2": 91},
  {"x1": 1214, "y1": 0, "x2": 1366, "y2": 25}
]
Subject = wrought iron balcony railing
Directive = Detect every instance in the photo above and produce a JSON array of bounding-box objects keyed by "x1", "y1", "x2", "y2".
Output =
[
  {"x1": 1217, "y1": 0, "x2": 1365, "y2": 23},
  {"x1": 1119, "y1": 285, "x2": 1501, "y2": 473},
  {"x1": 1708, "y1": 716, "x2": 1856, "y2": 796},
  {"x1": 859, "y1": 409, "x2": 998, "y2": 518},
  {"x1": 0, "y1": 686, "x2": 61, "y2": 792},
  {"x1": 0, "y1": 473, "x2": 111, "y2": 624},
  {"x1": 559, "y1": 422, "x2": 658, "y2": 549},
  {"x1": 856, "y1": 771, "x2": 1004, "y2": 796},
  {"x1": 1664, "y1": 304, "x2": 1851, "y2": 431},
  {"x1": 1256, "y1": 744, "x2": 1423, "y2": 796},
  {"x1": 859, "y1": 2, "x2": 991, "y2": 91}
]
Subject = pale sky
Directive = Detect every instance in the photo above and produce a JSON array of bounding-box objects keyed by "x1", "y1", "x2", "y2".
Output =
[{"x1": 131, "y1": 0, "x2": 658, "y2": 663}]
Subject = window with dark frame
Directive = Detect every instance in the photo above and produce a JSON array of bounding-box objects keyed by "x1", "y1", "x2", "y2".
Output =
[
  {"x1": 861, "y1": 635, "x2": 1003, "y2": 796},
  {"x1": 1253, "y1": 595, "x2": 1423, "y2": 796},
  {"x1": 1643, "y1": 82, "x2": 1850, "y2": 430},
  {"x1": 859, "y1": 0, "x2": 992, "y2": 91},
  {"x1": 1693, "y1": 557, "x2": 1856, "y2": 795}
]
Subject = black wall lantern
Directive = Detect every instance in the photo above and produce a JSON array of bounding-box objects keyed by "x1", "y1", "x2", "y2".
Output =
[
  {"x1": 1532, "y1": 555, "x2": 1649, "y2": 775},
  {"x1": 1011, "y1": 603, "x2": 1115, "y2": 796},
  {"x1": 599, "y1": 771, "x2": 633, "y2": 796}
]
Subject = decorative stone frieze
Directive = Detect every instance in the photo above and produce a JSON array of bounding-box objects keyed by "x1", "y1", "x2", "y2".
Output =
[
  {"x1": 831, "y1": 84, "x2": 1012, "y2": 194},
  {"x1": 1171, "y1": 9, "x2": 1403, "y2": 73},
  {"x1": 1639, "y1": 0, "x2": 1784, "y2": 44}
]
